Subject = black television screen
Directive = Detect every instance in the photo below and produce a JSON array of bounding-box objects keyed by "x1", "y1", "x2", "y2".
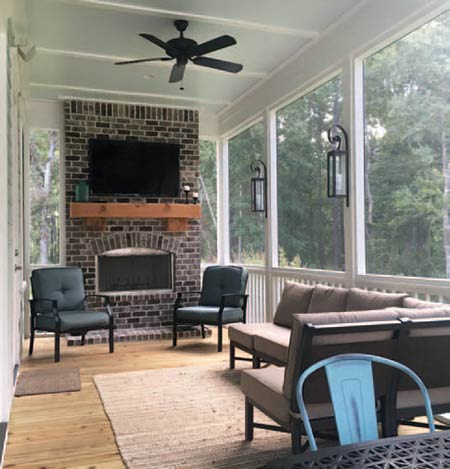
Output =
[{"x1": 89, "y1": 139, "x2": 180, "y2": 196}]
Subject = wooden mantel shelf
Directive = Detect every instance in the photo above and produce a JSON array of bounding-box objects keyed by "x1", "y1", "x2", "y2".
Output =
[{"x1": 70, "y1": 202, "x2": 201, "y2": 232}]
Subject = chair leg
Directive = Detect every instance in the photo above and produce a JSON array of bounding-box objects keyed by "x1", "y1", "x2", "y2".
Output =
[
  {"x1": 55, "y1": 327, "x2": 61, "y2": 363},
  {"x1": 252, "y1": 354, "x2": 261, "y2": 369},
  {"x1": 29, "y1": 325, "x2": 35, "y2": 356},
  {"x1": 109, "y1": 325, "x2": 114, "y2": 353},
  {"x1": 291, "y1": 417, "x2": 302, "y2": 454},
  {"x1": 217, "y1": 323, "x2": 223, "y2": 352},
  {"x1": 172, "y1": 315, "x2": 177, "y2": 347},
  {"x1": 81, "y1": 333, "x2": 86, "y2": 346},
  {"x1": 229, "y1": 343, "x2": 235, "y2": 369},
  {"x1": 245, "y1": 398, "x2": 254, "y2": 441},
  {"x1": 201, "y1": 324, "x2": 206, "y2": 339}
]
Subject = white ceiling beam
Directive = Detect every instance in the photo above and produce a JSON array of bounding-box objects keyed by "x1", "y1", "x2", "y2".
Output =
[
  {"x1": 57, "y1": 0, "x2": 319, "y2": 38},
  {"x1": 36, "y1": 47, "x2": 267, "y2": 79},
  {"x1": 30, "y1": 82, "x2": 232, "y2": 106}
]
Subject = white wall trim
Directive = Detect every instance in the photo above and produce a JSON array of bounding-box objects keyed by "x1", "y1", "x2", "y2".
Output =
[
  {"x1": 30, "y1": 83, "x2": 231, "y2": 106},
  {"x1": 61, "y1": 0, "x2": 319, "y2": 38}
]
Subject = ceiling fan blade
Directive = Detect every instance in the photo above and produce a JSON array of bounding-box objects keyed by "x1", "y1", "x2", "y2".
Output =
[
  {"x1": 169, "y1": 62, "x2": 186, "y2": 83},
  {"x1": 193, "y1": 35, "x2": 236, "y2": 57},
  {"x1": 192, "y1": 56, "x2": 243, "y2": 73},
  {"x1": 115, "y1": 57, "x2": 172, "y2": 65},
  {"x1": 139, "y1": 33, "x2": 178, "y2": 56}
]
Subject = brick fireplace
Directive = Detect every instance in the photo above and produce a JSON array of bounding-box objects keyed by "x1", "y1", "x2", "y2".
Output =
[{"x1": 64, "y1": 100, "x2": 202, "y2": 340}]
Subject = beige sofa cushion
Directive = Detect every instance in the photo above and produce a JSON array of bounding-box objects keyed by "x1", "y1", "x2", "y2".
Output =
[
  {"x1": 273, "y1": 282, "x2": 314, "y2": 328},
  {"x1": 393, "y1": 306, "x2": 450, "y2": 336},
  {"x1": 306, "y1": 285, "x2": 349, "y2": 313},
  {"x1": 241, "y1": 366, "x2": 291, "y2": 425},
  {"x1": 253, "y1": 327, "x2": 291, "y2": 364},
  {"x1": 282, "y1": 308, "x2": 401, "y2": 399},
  {"x1": 397, "y1": 387, "x2": 450, "y2": 409},
  {"x1": 241, "y1": 366, "x2": 334, "y2": 427},
  {"x1": 402, "y1": 297, "x2": 444, "y2": 309},
  {"x1": 346, "y1": 288, "x2": 407, "y2": 311},
  {"x1": 228, "y1": 322, "x2": 275, "y2": 350}
]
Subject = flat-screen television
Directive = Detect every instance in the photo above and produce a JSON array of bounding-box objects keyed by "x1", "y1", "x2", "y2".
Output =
[{"x1": 89, "y1": 139, "x2": 180, "y2": 196}]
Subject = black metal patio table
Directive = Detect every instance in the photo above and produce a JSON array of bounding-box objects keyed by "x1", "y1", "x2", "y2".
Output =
[{"x1": 264, "y1": 430, "x2": 450, "y2": 468}]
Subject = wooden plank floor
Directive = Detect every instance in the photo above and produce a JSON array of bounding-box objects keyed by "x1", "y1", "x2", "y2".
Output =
[
  {"x1": 4, "y1": 331, "x2": 425, "y2": 469},
  {"x1": 4, "y1": 331, "x2": 232, "y2": 469}
]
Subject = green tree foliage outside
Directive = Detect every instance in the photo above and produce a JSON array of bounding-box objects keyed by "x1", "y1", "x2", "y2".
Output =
[
  {"x1": 30, "y1": 129, "x2": 60, "y2": 265},
  {"x1": 228, "y1": 122, "x2": 266, "y2": 265},
  {"x1": 364, "y1": 11, "x2": 450, "y2": 278},
  {"x1": 277, "y1": 76, "x2": 345, "y2": 270},
  {"x1": 199, "y1": 140, "x2": 218, "y2": 263}
]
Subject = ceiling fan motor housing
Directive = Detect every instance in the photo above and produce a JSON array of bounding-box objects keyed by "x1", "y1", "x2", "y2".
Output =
[{"x1": 166, "y1": 37, "x2": 198, "y2": 59}]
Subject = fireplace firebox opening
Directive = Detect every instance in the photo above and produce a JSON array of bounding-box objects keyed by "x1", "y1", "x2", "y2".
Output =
[{"x1": 97, "y1": 248, "x2": 173, "y2": 294}]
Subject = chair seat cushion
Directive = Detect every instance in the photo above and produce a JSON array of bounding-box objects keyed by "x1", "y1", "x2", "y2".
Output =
[
  {"x1": 253, "y1": 328, "x2": 291, "y2": 364},
  {"x1": 176, "y1": 306, "x2": 243, "y2": 324},
  {"x1": 241, "y1": 366, "x2": 334, "y2": 427},
  {"x1": 228, "y1": 323, "x2": 287, "y2": 350},
  {"x1": 36, "y1": 310, "x2": 110, "y2": 333}
]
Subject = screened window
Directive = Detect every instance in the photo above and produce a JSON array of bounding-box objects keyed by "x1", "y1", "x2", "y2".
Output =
[
  {"x1": 29, "y1": 129, "x2": 61, "y2": 265},
  {"x1": 229, "y1": 122, "x2": 265, "y2": 265},
  {"x1": 199, "y1": 140, "x2": 217, "y2": 264},
  {"x1": 276, "y1": 75, "x2": 344, "y2": 270},
  {"x1": 364, "y1": 11, "x2": 450, "y2": 278}
]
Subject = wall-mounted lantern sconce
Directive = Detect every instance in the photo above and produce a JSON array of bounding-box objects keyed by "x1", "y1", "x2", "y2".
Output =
[
  {"x1": 250, "y1": 159, "x2": 267, "y2": 217},
  {"x1": 327, "y1": 125, "x2": 349, "y2": 207}
]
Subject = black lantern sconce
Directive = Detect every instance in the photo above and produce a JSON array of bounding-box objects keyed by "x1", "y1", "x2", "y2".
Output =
[
  {"x1": 250, "y1": 159, "x2": 267, "y2": 217},
  {"x1": 327, "y1": 125, "x2": 349, "y2": 207}
]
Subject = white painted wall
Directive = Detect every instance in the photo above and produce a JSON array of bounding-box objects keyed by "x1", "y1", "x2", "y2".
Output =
[
  {"x1": 0, "y1": 0, "x2": 28, "y2": 450},
  {"x1": 218, "y1": 0, "x2": 449, "y2": 135},
  {"x1": 27, "y1": 99, "x2": 64, "y2": 129}
]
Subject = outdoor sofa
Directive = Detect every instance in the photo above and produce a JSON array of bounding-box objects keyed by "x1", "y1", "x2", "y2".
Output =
[{"x1": 228, "y1": 282, "x2": 450, "y2": 452}]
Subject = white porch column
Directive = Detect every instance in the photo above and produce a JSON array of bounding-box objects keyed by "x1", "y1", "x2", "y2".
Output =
[
  {"x1": 343, "y1": 56, "x2": 366, "y2": 287},
  {"x1": 217, "y1": 138, "x2": 230, "y2": 264},
  {"x1": 264, "y1": 109, "x2": 278, "y2": 320}
]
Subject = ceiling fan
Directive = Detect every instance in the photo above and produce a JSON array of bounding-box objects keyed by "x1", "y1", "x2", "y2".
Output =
[{"x1": 115, "y1": 19, "x2": 243, "y2": 83}]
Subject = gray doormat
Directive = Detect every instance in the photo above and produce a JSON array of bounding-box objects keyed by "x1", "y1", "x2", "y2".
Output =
[{"x1": 15, "y1": 367, "x2": 81, "y2": 397}]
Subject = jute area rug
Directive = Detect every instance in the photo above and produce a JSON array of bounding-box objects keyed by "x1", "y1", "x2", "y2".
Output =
[
  {"x1": 94, "y1": 364, "x2": 291, "y2": 468},
  {"x1": 15, "y1": 367, "x2": 81, "y2": 396}
]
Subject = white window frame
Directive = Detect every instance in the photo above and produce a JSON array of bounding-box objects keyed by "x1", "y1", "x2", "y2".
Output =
[{"x1": 217, "y1": 3, "x2": 450, "y2": 316}]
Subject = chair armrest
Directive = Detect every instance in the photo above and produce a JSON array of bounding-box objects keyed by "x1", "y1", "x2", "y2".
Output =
[
  {"x1": 220, "y1": 293, "x2": 248, "y2": 306},
  {"x1": 176, "y1": 291, "x2": 202, "y2": 299},
  {"x1": 29, "y1": 298, "x2": 59, "y2": 318},
  {"x1": 84, "y1": 294, "x2": 111, "y2": 305},
  {"x1": 174, "y1": 290, "x2": 202, "y2": 308},
  {"x1": 84, "y1": 294, "x2": 113, "y2": 318}
]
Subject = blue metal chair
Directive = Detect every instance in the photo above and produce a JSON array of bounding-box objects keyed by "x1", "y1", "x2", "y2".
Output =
[{"x1": 296, "y1": 353, "x2": 435, "y2": 451}]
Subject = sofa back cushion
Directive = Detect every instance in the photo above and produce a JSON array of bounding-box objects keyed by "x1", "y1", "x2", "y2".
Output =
[
  {"x1": 31, "y1": 267, "x2": 86, "y2": 313},
  {"x1": 306, "y1": 285, "x2": 349, "y2": 314},
  {"x1": 282, "y1": 308, "x2": 401, "y2": 401},
  {"x1": 402, "y1": 297, "x2": 443, "y2": 309},
  {"x1": 273, "y1": 282, "x2": 314, "y2": 328},
  {"x1": 346, "y1": 288, "x2": 407, "y2": 311}
]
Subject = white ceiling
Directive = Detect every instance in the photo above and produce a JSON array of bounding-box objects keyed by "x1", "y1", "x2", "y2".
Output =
[{"x1": 26, "y1": 0, "x2": 362, "y2": 119}]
